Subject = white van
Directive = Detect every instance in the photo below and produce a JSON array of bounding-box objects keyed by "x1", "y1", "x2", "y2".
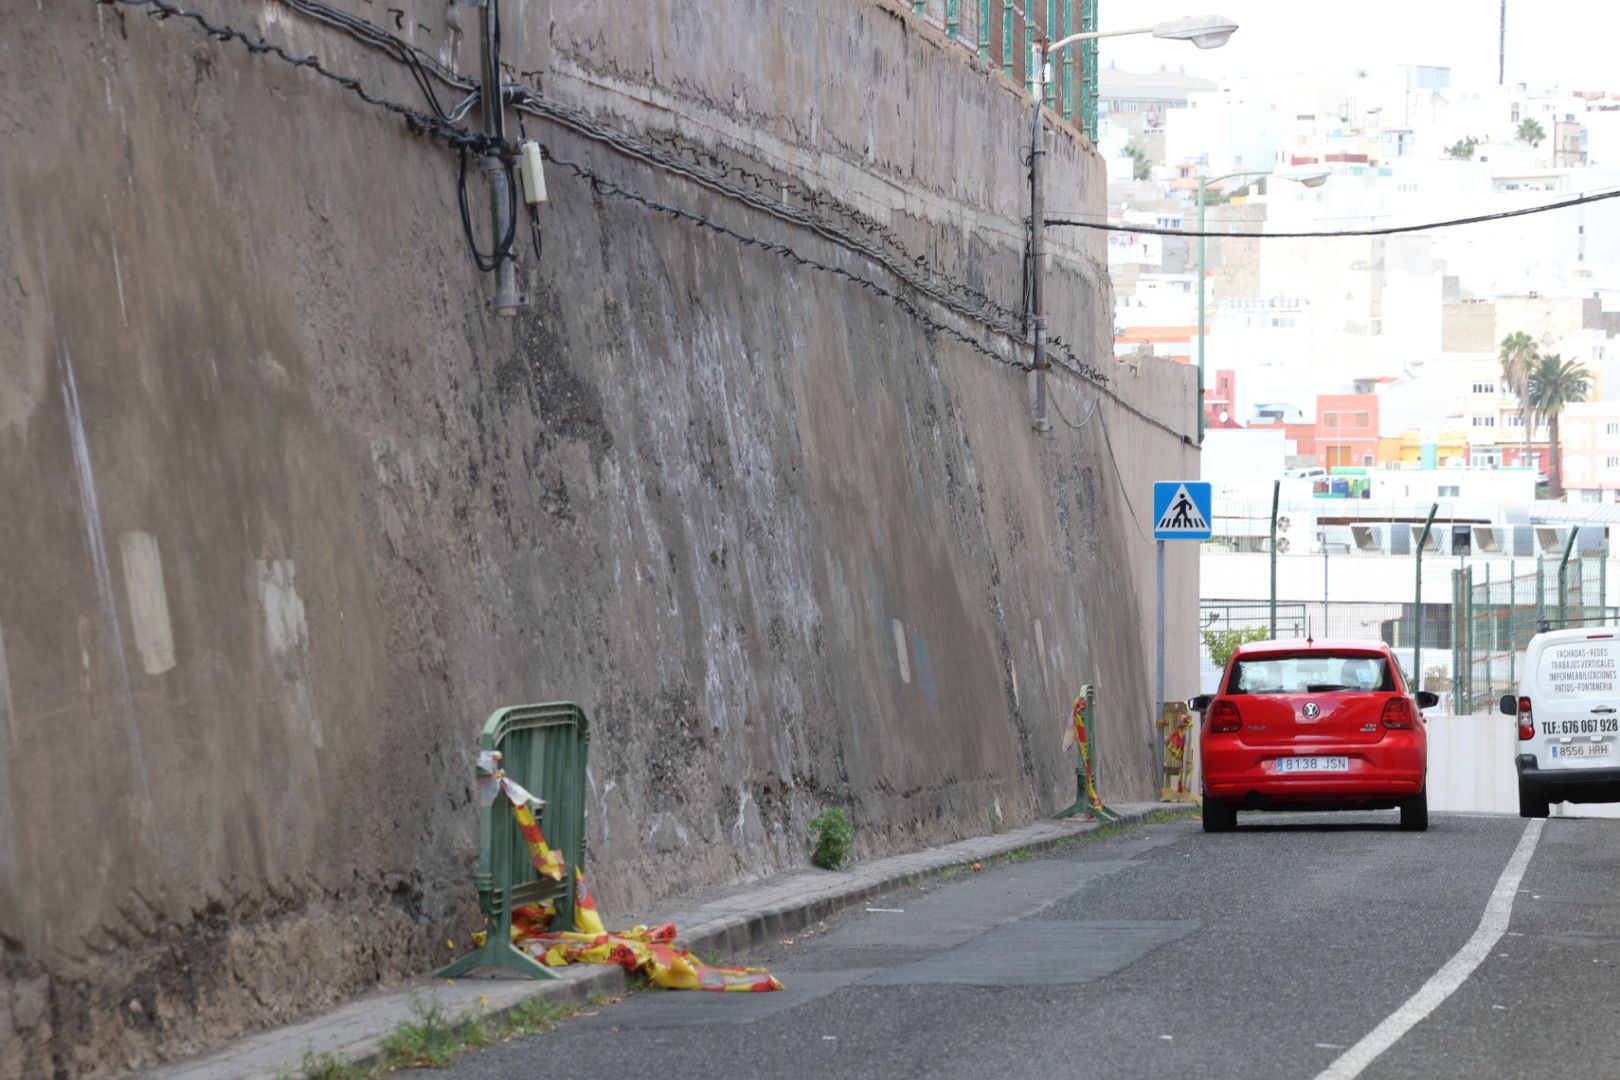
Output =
[{"x1": 1500, "y1": 627, "x2": 1620, "y2": 817}]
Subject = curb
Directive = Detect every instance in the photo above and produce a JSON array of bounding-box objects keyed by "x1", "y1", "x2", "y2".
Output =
[
  {"x1": 241, "y1": 805, "x2": 1184, "y2": 1078},
  {"x1": 673, "y1": 806, "x2": 1175, "y2": 959},
  {"x1": 266, "y1": 965, "x2": 629, "y2": 1080}
]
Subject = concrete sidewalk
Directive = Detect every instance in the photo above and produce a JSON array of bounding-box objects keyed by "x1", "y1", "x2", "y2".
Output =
[{"x1": 150, "y1": 803, "x2": 1184, "y2": 1079}]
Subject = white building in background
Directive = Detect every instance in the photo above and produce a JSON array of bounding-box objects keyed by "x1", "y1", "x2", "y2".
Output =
[
  {"x1": 1459, "y1": 354, "x2": 1547, "y2": 467},
  {"x1": 1097, "y1": 66, "x2": 1216, "y2": 140},
  {"x1": 1583, "y1": 107, "x2": 1620, "y2": 167},
  {"x1": 1114, "y1": 271, "x2": 1197, "y2": 329},
  {"x1": 1164, "y1": 83, "x2": 1290, "y2": 177},
  {"x1": 1106, "y1": 208, "x2": 1186, "y2": 274},
  {"x1": 1368, "y1": 467, "x2": 1537, "y2": 505},
  {"x1": 1375, "y1": 360, "x2": 1469, "y2": 459},
  {"x1": 1556, "y1": 401, "x2": 1620, "y2": 502},
  {"x1": 1203, "y1": 296, "x2": 1315, "y2": 424},
  {"x1": 1200, "y1": 428, "x2": 1288, "y2": 497}
]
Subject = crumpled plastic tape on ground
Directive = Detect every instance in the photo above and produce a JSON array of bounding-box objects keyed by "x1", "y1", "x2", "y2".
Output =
[{"x1": 476, "y1": 779, "x2": 782, "y2": 992}]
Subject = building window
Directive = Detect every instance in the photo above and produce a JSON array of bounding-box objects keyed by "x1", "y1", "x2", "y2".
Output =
[
  {"x1": 1355, "y1": 412, "x2": 1371, "y2": 428},
  {"x1": 1472, "y1": 415, "x2": 1496, "y2": 427},
  {"x1": 1507, "y1": 414, "x2": 1525, "y2": 427},
  {"x1": 1471, "y1": 381, "x2": 1496, "y2": 394},
  {"x1": 1439, "y1": 485, "x2": 1461, "y2": 497},
  {"x1": 1607, "y1": 422, "x2": 1619, "y2": 436},
  {"x1": 1608, "y1": 456, "x2": 1620, "y2": 470},
  {"x1": 1324, "y1": 413, "x2": 1339, "y2": 429}
]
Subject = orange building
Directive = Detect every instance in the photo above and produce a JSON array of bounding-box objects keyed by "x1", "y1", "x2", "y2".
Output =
[{"x1": 1314, "y1": 393, "x2": 1379, "y2": 468}]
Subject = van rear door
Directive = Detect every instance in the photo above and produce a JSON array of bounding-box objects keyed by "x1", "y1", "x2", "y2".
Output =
[{"x1": 1530, "y1": 634, "x2": 1620, "y2": 770}]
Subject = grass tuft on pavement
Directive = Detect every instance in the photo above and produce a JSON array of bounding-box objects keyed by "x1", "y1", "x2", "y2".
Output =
[{"x1": 290, "y1": 993, "x2": 580, "y2": 1079}]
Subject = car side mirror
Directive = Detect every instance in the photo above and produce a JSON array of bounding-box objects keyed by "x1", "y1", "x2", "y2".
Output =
[
  {"x1": 1499, "y1": 694, "x2": 1518, "y2": 716},
  {"x1": 1416, "y1": 691, "x2": 1439, "y2": 710},
  {"x1": 1190, "y1": 694, "x2": 1213, "y2": 712}
]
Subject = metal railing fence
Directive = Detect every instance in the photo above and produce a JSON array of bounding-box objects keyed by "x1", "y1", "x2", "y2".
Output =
[{"x1": 907, "y1": 0, "x2": 1098, "y2": 137}]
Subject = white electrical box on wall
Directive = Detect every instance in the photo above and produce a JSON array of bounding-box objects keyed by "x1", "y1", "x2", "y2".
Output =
[{"x1": 518, "y1": 140, "x2": 547, "y2": 205}]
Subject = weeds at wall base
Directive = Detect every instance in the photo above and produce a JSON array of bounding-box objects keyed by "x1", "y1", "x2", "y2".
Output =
[{"x1": 287, "y1": 993, "x2": 581, "y2": 1079}]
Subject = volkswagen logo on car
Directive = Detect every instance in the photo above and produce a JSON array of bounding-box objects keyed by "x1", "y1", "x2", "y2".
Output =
[{"x1": 1302, "y1": 702, "x2": 1320, "y2": 720}]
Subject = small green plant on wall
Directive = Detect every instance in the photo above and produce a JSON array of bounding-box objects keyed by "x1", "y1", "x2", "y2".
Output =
[{"x1": 808, "y1": 807, "x2": 854, "y2": 870}]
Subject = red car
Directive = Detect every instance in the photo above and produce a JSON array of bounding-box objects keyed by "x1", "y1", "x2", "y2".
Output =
[{"x1": 1193, "y1": 639, "x2": 1438, "y2": 832}]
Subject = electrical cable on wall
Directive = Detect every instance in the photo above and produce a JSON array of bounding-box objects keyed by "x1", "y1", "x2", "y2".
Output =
[
  {"x1": 457, "y1": 147, "x2": 518, "y2": 272},
  {"x1": 92, "y1": 0, "x2": 1192, "y2": 440},
  {"x1": 99, "y1": 0, "x2": 500, "y2": 155},
  {"x1": 192, "y1": 0, "x2": 1040, "y2": 346},
  {"x1": 260, "y1": 1, "x2": 1051, "y2": 363},
  {"x1": 1048, "y1": 388, "x2": 1098, "y2": 432}
]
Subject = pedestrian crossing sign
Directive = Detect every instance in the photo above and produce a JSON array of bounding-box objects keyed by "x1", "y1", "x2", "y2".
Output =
[{"x1": 1152, "y1": 481, "x2": 1212, "y2": 540}]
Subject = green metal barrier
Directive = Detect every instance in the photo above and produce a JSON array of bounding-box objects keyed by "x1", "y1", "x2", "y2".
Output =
[{"x1": 436, "y1": 701, "x2": 591, "y2": 980}]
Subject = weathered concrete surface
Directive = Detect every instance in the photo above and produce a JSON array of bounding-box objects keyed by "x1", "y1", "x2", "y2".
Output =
[{"x1": 0, "y1": 0, "x2": 1196, "y2": 1073}]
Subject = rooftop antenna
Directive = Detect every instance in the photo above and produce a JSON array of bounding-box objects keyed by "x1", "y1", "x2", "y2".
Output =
[{"x1": 1498, "y1": 0, "x2": 1506, "y2": 86}]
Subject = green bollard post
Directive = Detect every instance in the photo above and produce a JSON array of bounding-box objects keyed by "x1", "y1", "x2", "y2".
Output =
[{"x1": 1054, "y1": 685, "x2": 1121, "y2": 820}]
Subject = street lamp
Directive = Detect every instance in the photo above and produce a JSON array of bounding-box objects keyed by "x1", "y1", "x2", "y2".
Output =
[
  {"x1": 1027, "y1": 16, "x2": 1238, "y2": 430},
  {"x1": 1195, "y1": 164, "x2": 1329, "y2": 440}
]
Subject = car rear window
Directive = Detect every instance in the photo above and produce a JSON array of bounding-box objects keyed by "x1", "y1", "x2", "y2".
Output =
[{"x1": 1228, "y1": 654, "x2": 1395, "y2": 695}]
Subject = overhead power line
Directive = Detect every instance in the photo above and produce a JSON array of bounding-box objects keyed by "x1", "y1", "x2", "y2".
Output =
[{"x1": 1047, "y1": 186, "x2": 1620, "y2": 239}]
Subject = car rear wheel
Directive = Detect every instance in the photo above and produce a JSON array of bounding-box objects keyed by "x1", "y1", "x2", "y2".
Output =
[
  {"x1": 1399, "y1": 789, "x2": 1428, "y2": 832},
  {"x1": 1202, "y1": 797, "x2": 1236, "y2": 832},
  {"x1": 1519, "y1": 788, "x2": 1550, "y2": 819}
]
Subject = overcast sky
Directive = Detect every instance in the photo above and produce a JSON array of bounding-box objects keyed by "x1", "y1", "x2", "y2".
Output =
[{"x1": 1101, "y1": 1, "x2": 1620, "y2": 92}]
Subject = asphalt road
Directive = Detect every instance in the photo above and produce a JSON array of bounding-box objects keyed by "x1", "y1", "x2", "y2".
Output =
[{"x1": 441, "y1": 812, "x2": 1620, "y2": 1080}]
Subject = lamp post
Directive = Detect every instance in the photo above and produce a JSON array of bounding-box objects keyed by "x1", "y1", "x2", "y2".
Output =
[
  {"x1": 1195, "y1": 164, "x2": 1329, "y2": 440},
  {"x1": 1027, "y1": 15, "x2": 1238, "y2": 430}
]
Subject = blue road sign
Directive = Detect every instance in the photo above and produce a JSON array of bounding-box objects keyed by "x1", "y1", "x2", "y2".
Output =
[{"x1": 1153, "y1": 481, "x2": 1212, "y2": 540}]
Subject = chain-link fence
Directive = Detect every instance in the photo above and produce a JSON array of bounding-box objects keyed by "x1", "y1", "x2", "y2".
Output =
[
  {"x1": 1200, "y1": 494, "x2": 1615, "y2": 706},
  {"x1": 1455, "y1": 555, "x2": 1610, "y2": 715}
]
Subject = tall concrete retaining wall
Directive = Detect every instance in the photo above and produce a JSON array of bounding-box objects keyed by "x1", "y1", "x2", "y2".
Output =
[{"x1": 0, "y1": 0, "x2": 1198, "y2": 1072}]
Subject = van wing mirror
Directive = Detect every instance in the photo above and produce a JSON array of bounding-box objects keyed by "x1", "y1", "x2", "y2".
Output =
[
  {"x1": 1499, "y1": 694, "x2": 1518, "y2": 716},
  {"x1": 1190, "y1": 694, "x2": 1213, "y2": 712},
  {"x1": 1416, "y1": 691, "x2": 1439, "y2": 710}
]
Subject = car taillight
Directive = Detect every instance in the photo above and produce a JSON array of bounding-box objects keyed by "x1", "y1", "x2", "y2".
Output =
[
  {"x1": 1210, "y1": 700, "x2": 1242, "y2": 733},
  {"x1": 1381, "y1": 698, "x2": 1416, "y2": 729},
  {"x1": 1518, "y1": 696, "x2": 1534, "y2": 741}
]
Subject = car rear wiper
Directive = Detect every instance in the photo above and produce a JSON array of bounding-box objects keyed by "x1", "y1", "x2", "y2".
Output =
[{"x1": 1306, "y1": 684, "x2": 1351, "y2": 692}]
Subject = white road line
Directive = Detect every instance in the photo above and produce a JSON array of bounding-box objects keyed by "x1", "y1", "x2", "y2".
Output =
[{"x1": 1312, "y1": 819, "x2": 1546, "y2": 1080}]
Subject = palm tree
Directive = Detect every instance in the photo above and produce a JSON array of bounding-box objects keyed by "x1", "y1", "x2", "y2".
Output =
[
  {"x1": 1528, "y1": 353, "x2": 1592, "y2": 498},
  {"x1": 1517, "y1": 118, "x2": 1546, "y2": 147},
  {"x1": 1124, "y1": 142, "x2": 1152, "y2": 181},
  {"x1": 1499, "y1": 330, "x2": 1538, "y2": 468}
]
